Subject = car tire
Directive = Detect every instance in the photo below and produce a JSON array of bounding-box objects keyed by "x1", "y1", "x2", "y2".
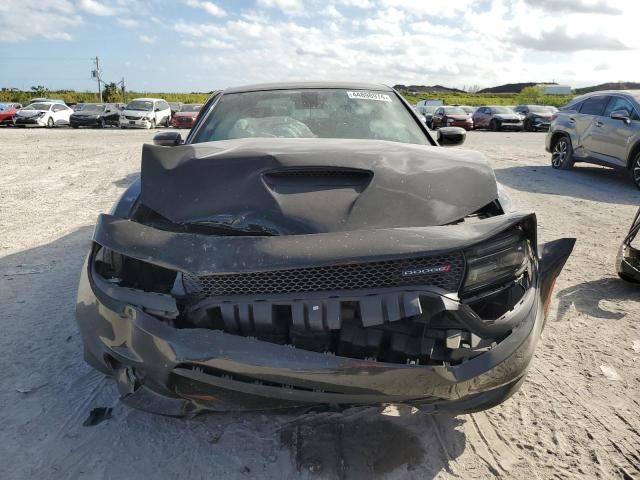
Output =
[
  {"x1": 47, "y1": 117, "x2": 54, "y2": 128},
  {"x1": 551, "y1": 135, "x2": 575, "y2": 170},
  {"x1": 165, "y1": 116, "x2": 171, "y2": 127},
  {"x1": 631, "y1": 152, "x2": 640, "y2": 190},
  {"x1": 71, "y1": 124, "x2": 79, "y2": 129},
  {"x1": 490, "y1": 119, "x2": 500, "y2": 132},
  {"x1": 150, "y1": 119, "x2": 156, "y2": 129},
  {"x1": 524, "y1": 120, "x2": 531, "y2": 131},
  {"x1": 98, "y1": 119, "x2": 105, "y2": 129}
]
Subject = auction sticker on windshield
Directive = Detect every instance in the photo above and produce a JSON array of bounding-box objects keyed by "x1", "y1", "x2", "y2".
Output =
[{"x1": 347, "y1": 91, "x2": 392, "y2": 102}]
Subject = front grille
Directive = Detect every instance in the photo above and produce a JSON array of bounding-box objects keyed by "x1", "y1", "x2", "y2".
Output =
[
  {"x1": 183, "y1": 252, "x2": 464, "y2": 298},
  {"x1": 125, "y1": 115, "x2": 140, "y2": 120},
  {"x1": 501, "y1": 119, "x2": 519, "y2": 124}
]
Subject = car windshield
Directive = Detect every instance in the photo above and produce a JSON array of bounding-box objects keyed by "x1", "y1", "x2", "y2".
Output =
[
  {"x1": 80, "y1": 104, "x2": 106, "y2": 113},
  {"x1": 193, "y1": 89, "x2": 429, "y2": 145},
  {"x1": 180, "y1": 104, "x2": 202, "y2": 112},
  {"x1": 528, "y1": 105, "x2": 551, "y2": 113},
  {"x1": 443, "y1": 107, "x2": 466, "y2": 115},
  {"x1": 461, "y1": 106, "x2": 475, "y2": 114},
  {"x1": 492, "y1": 106, "x2": 514, "y2": 114},
  {"x1": 0, "y1": 103, "x2": 8, "y2": 111},
  {"x1": 423, "y1": 106, "x2": 437, "y2": 113},
  {"x1": 126, "y1": 100, "x2": 153, "y2": 111},
  {"x1": 23, "y1": 103, "x2": 50, "y2": 111}
]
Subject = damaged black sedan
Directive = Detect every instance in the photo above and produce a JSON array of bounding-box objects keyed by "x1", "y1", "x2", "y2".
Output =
[{"x1": 76, "y1": 82, "x2": 575, "y2": 416}]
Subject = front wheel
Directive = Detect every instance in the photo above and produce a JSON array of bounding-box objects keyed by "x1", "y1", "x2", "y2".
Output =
[
  {"x1": 631, "y1": 152, "x2": 640, "y2": 190},
  {"x1": 47, "y1": 117, "x2": 54, "y2": 128},
  {"x1": 490, "y1": 119, "x2": 500, "y2": 132},
  {"x1": 524, "y1": 120, "x2": 531, "y2": 131},
  {"x1": 551, "y1": 136, "x2": 575, "y2": 170},
  {"x1": 165, "y1": 116, "x2": 171, "y2": 127},
  {"x1": 71, "y1": 124, "x2": 79, "y2": 129}
]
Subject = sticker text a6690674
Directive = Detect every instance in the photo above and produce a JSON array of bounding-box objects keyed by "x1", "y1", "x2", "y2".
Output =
[{"x1": 347, "y1": 91, "x2": 392, "y2": 102}]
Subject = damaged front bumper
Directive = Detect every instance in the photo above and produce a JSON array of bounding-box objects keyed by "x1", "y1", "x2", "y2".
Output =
[
  {"x1": 76, "y1": 213, "x2": 574, "y2": 415},
  {"x1": 616, "y1": 207, "x2": 640, "y2": 283}
]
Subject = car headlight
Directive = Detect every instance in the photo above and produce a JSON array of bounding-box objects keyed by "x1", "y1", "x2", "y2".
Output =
[
  {"x1": 35, "y1": 112, "x2": 45, "y2": 118},
  {"x1": 462, "y1": 229, "x2": 530, "y2": 294}
]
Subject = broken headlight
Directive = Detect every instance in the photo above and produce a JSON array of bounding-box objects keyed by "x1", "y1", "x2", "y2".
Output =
[
  {"x1": 93, "y1": 246, "x2": 178, "y2": 294},
  {"x1": 462, "y1": 229, "x2": 530, "y2": 295}
]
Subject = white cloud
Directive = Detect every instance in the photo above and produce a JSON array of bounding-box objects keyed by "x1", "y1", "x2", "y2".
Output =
[
  {"x1": 1, "y1": 0, "x2": 639, "y2": 91},
  {"x1": 182, "y1": 0, "x2": 226, "y2": 17},
  {"x1": 0, "y1": 0, "x2": 82, "y2": 42},
  {"x1": 140, "y1": 35, "x2": 157, "y2": 44},
  {"x1": 256, "y1": 0, "x2": 304, "y2": 15},
  {"x1": 79, "y1": 0, "x2": 116, "y2": 16}
]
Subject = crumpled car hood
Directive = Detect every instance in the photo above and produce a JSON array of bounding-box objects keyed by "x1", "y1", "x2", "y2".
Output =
[{"x1": 140, "y1": 137, "x2": 498, "y2": 234}]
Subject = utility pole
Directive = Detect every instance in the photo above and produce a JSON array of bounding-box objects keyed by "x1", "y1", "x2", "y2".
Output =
[
  {"x1": 119, "y1": 77, "x2": 126, "y2": 104},
  {"x1": 92, "y1": 56, "x2": 103, "y2": 103}
]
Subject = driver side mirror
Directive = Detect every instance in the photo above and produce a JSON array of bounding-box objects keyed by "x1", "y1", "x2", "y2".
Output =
[
  {"x1": 437, "y1": 127, "x2": 466, "y2": 146},
  {"x1": 610, "y1": 110, "x2": 631, "y2": 124},
  {"x1": 153, "y1": 131, "x2": 182, "y2": 146}
]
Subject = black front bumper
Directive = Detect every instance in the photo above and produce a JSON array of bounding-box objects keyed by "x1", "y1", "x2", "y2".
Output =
[
  {"x1": 76, "y1": 214, "x2": 574, "y2": 415},
  {"x1": 70, "y1": 117, "x2": 102, "y2": 127}
]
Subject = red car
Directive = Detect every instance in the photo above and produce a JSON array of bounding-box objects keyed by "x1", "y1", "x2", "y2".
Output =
[
  {"x1": 0, "y1": 103, "x2": 22, "y2": 126},
  {"x1": 431, "y1": 106, "x2": 474, "y2": 130},
  {"x1": 171, "y1": 104, "x2": 202, "y2": 129}
]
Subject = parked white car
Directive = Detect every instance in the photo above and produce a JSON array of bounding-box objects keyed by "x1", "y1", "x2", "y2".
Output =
[
  {"x1": 119, "y1": 98, "x2": 172, "y2": 129},
  {"x1": 14, "y1": 102, "x2": 72, "y2": 127}
]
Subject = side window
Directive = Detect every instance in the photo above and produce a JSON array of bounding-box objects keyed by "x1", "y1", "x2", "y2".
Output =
[
  {"x1": 604, "y1": 96, "x2": 638, "y2": 120},
  {"x1": 435, "y1": 108, "x2": 442, "y2": 115},
  {"x1": 579, "y1": 96, "x2": 609, "y2": 116},
  {"x1": 160, "y1": 101, "x2": 169, "y2": 111},
  {"x1": 52, "y1": 104, "x2": 63, "y2": 112}
]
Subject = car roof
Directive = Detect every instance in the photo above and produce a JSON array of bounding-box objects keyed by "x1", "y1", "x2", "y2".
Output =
[
  {"x1": 129, "y1": 97, "x2": 164, "y2": 101},
  {"x1": 223, "y1": 81, "x2": 392, "y2": 94}
]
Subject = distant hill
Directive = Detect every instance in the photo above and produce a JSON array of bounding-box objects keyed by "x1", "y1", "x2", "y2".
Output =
[
  {"x1": 574, "y1": 82, "x2": 640, "y2": 94},
  {"x1": 477, "y1": 82, "x2": 557, "y2": 94},
  {"x1": 393, "y1": 84, "x2": 466, "y2": 94}
]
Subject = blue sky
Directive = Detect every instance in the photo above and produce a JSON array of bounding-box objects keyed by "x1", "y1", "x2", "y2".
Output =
[{"x1": 0, "y1": 0, "x2": 637, "y2": 92}]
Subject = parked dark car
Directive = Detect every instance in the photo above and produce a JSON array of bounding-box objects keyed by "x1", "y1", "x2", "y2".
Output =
[
  {"x1": 421, "y1": 105, "x2": 438, "y2": 128},
  {"x1": 473, "y1": 106, "x2": 524, "y2": 131},
  {"x1": 76, "y1": 82, "x2": 574, "y2": 416},
  {"x1": 514, "y1": 105, "x2": 554, "y2": 131},
  {"x1": 168, "y1": 102, "x2": 183, "y2": 118},
  {"x1": 70, "y1": 103, "x2": 120, "y2": 128},
  {"x1": 616, "y1": 207, "x2": 640, "y2": 282},
  {"x1": 171, "y1": 104, "x2": 202, "y2": 129},
  {"x1": 0, "y1": 103, "x2": 22, "y2": 126},
  {"x1": 431, "y1": 106, "x2": 474, "y2": 130},
  {"x1": 546, "y1": 90, "x2": 640, "y2": 188}
]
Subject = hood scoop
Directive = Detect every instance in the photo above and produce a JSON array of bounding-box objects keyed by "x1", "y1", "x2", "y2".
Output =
[
  {"x1": 263, "y1": 167, "x2": 373, "y2": 193},
  {"x1": 140, "y1": 137, "x2": 498, "y2": 235}
]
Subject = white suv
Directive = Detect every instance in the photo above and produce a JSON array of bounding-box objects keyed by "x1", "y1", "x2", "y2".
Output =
[{"x1": 119, "y1": 98, "x2": 172, "y2": 129}]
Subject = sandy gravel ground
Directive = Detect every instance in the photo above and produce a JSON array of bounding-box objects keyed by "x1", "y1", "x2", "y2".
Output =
[{"x1": 0, "y1": 127, "x2": 639, "y2": 479}]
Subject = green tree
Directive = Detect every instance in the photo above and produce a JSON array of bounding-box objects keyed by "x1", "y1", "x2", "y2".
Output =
[
  {"x1": 30, "y1": 85, "x2": 49, "y2": 97},
  {"x1": 102, "y1": 82, "x2": 119, "y2": 103},
  {"x1": 517, "y1": 86, "x2": 543, "y2": 104}
]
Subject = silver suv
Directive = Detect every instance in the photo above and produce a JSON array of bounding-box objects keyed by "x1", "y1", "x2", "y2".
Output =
[{"x1": 546, "y1": 90, "x2": 640, "y2": 188}]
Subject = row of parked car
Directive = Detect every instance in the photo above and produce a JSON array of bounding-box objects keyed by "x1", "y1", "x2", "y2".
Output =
[
  {"x1": 415, "y1": 102, "x2": 558, "y2": 132},
  {"x1": 0, "y1": 98, "x2": 203, "y2": 129}
]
